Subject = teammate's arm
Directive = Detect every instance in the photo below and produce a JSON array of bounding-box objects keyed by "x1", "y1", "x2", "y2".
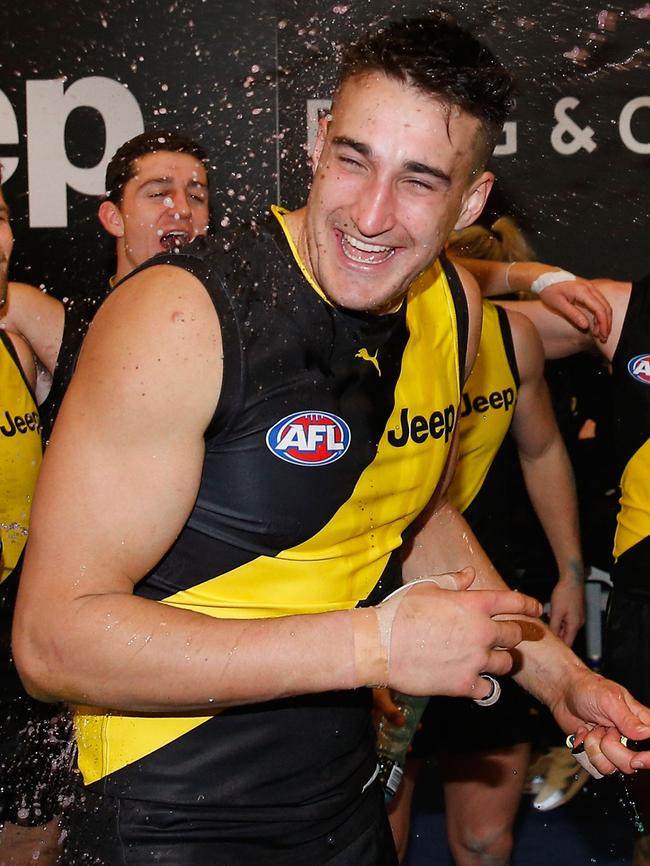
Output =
[
  {"x1": 453, "y1": 256, "x2": 612, "y2": 339},
  {"x1": 13, "y1": 264, "x2": 539, "y2": 712},
  {"x1": 508, "y1": 310, "x2": 584, "y2": 645},
  {"x1": 0, "y1": 281, "x2": 64, "y2": 375},
  {"x1": 402, "y1": 267, "x2": 650, "y2": 774},
  {"x1": 497, "y1": 277, "x2": 631, "y2": 363}
]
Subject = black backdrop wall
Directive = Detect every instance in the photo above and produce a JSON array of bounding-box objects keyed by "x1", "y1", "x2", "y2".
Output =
[{"x1": 1, "y1": 0, "x2": 649, "y2": 299}]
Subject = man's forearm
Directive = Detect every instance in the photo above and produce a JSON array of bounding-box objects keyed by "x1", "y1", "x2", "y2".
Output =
[
  {"x1": 519, "y1": 436, "x2": 584, "y2": 583},
  {"x1": 453, "y1": 258, "x2": 551, "y2": 297},
  {"x1": 14, "y1": 591, "x2": 362, "y2": 711},
  {"x1": 402, "y1": 499, "x2": 587, "y2": 708}
]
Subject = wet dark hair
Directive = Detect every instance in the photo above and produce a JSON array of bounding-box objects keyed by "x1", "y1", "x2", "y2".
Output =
[
  {"x1": 105, "y1": 130, "x2": 209, "y2": 204},
  {"x1": 336, "y1": 13, "x2": 515, "y2": 166}
]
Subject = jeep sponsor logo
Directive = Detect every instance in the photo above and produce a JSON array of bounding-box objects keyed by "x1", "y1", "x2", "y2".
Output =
[
  {"x1": 627, "y1": 354, "x2": 650, "y2": 384},
  {"x1": 459, "y1": 387, "x2": 515, "y2": 418},
  {"x1": 387, "y1": 405, "x2": 456, "y2": 448},
  {"x1": 266, "y1": 410, "x2": 351, "y2": 466},
  {"x1": 0, "y1": 409, "x2": 41, "y2": 437}
]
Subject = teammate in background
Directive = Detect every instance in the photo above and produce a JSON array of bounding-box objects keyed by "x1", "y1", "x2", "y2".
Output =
[
  {"x1": 0, "y1": 132, "x2": 209, "y2": 862},
  {"x1": 460, "y1": 256, "x2": 650, "y2": 866},
  {"x1": 12, "y1": 15, "x2": 650, "y2": 866},
  {"x1": 386, "y1": 219, "x2": 585, "y2": 865},
  {"x1": 0, "y1": 167, "x2": 64, "y2": 866},
  {"x1": 1, "y1": 129, "x2": 210, "y2": 437}
]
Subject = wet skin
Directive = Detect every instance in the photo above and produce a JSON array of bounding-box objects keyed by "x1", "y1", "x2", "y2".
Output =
[
  {"x1": 285, "y1": 72, "x2": 494, "y2": 315},
  {"x1": 0, "y1": 188, "x2": 14, "y2": 307},
  {"x1": 99, "y1": 150, "x2": 210, "y2": 282}
]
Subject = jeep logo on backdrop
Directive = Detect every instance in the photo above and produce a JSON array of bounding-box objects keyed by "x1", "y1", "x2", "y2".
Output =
[{"x1": 0, "y1": 77, "x2": 143, "y2": 227}]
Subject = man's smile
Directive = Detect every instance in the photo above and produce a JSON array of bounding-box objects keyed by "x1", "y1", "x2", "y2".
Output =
[{"x1": 339, "y1": 230, "x2": 397, "y2": 265}]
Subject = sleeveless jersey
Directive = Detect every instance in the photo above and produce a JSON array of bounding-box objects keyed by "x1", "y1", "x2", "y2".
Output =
[
  {"x1": 0, "y1": 330, "x2": 42, "y2": 585},
  {"x1": 611, "y1": 276, "x2": 650, "y2": 592},
  {"x1": 74, "y1": 211, "x2": 468, "y2": 824},
  {"x1": 448, "y1": 301, "x2": 519, "y2": 521}
]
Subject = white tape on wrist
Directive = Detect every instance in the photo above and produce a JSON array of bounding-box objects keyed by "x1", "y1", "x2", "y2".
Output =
[{"x1": 529, "y1": 270, "x2": 576, "y2": 296}]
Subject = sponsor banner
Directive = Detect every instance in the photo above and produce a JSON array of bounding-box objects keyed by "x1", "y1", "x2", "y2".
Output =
[{"x1": 1, "y1": 1, "x2": 649, "y2": 298}]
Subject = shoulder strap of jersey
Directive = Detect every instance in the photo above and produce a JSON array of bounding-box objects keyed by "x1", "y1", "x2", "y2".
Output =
[
  {"x1": 494, "y1": 304, "x2": 520, "y2": 390},
  {"x1": 439, "y1": 252, "x2": 469, "y2": 394},
  {"x1": 0, "y1": 329, "x2": 38, "y2": 404}
]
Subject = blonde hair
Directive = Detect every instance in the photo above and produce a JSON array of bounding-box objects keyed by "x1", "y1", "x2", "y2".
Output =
[{"x1": 446, "y1": 216, "x2": 534, "y2": 264}]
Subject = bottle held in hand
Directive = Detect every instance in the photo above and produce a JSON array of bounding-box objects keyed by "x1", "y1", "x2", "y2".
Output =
[{"x1": 376, "y1": 691, "x2": 429, "y2": 799}]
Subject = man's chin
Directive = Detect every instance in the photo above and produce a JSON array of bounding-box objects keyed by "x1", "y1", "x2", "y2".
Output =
[{"x1": 328, "y1": 288, "x2": 405, "y2": 315}]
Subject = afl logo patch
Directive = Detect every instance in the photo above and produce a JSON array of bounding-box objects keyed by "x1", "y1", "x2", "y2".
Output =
[
  {"x1": 627, "y1": 354, "x2": 650, "y2": 384},
  {"x1": 266, "y1": 411, "x2": 351, "y2": 466}
]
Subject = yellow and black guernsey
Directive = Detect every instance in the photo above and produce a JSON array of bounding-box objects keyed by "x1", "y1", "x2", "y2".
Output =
[
  {"x1": 446, "y1": 301, "x2": 519, "y2": 567},
  {"x1": 0, "y1": 330, "x2": 42, "y2": 586},
  {"x1": 75, "y1": 210, "x2": 468, "y2": 827},
  {"x1": 0, "y1": 329, "x2": 42, "y2": 712},
  {"x1": 611, "y1": 277, "x2": 650, "y2": 593}
]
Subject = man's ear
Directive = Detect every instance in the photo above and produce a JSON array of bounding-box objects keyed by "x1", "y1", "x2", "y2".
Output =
[
  {"x1": 454, "y1": 171, "x2": 494, "y2": 231},
  {"x1": 310, "y1": 113, "x2": 331, "y2": 175},
  {"x1": 97, "y1": 200, "x2": 125, "y2": 238}
]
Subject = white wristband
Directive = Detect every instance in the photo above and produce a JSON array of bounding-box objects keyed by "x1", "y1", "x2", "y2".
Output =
[{"x1": 529, "y1": 270, "x2": 576, "y2": 295}]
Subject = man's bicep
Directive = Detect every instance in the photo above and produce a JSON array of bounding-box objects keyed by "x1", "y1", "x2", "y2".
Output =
[
  {"x1": 3, "y1": 282, "x2": 64, "y2": 374},
  {"x1": 498, "y1": 299, "x2": 591, "y2": 360},
  {"x1": 25, "y1": 266, "x2": 222, "y2": 596}
]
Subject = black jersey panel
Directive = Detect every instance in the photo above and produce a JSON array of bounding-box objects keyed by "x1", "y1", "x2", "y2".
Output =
[
  {"x1": 612, "y1": 276, "x2": 650, "y2": 479},
  {"x1": 92, "y1": 689, "x2": 376, "y2": 816}
]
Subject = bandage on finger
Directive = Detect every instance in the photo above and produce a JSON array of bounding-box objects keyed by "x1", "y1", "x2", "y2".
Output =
[{"x1": 566, "y1": 733, "x2": 605, "y2": 779}]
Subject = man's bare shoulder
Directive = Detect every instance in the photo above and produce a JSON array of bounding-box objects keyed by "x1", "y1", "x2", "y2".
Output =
[
  {"x1": 1, "y1": 281, "x2": 65, "y2": 375},
  {"x1": 590, "y1": 279, "x2": 631, "y2": 355},
  {"x1": 4, "y1": 280, "x2": 63, "y2": 313},
  {"x1": 72, "y1": 263, "x2": 223, "y2": 433}
]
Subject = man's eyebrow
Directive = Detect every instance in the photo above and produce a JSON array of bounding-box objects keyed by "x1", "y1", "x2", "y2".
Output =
[
  {"x1": 139, "y1": 177, "x2": 207, "y2": 189},
  {"x1": 331, "y1": 136, "x2": 450, "y2": 185},
  {"x1": 0, "y1": 203, "x2": 10, "y2": 219},
  {"x1": 403, "y1": 160, "x2": 451, "y2": 185},
  {"x1": 331, "y1": 136, "x2": 372, "y2": 159}
]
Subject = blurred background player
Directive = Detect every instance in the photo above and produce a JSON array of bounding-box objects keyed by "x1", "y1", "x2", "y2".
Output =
[
  {"x1": 457, "y1": 253, "x2": 649, "y2": 865},
  {"x1": 2, "y1": 129, "x2": 210, "y2": 438},
  {"x1": 385, "y1": 218, "x2": 585, "y2": 866},
  {"x1": 0, "y1": 165, "x2": 65, "y2": 866}
]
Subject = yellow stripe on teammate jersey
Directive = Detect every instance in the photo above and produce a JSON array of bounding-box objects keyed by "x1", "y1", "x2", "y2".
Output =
[{"x1": 614, "y1": 439, "x2": 650, "y2": 559}]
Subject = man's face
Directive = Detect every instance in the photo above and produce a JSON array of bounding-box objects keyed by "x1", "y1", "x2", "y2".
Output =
[
  {"x1": 0, "y1": 188, "x2": 14, "y2": 308},
  {"x1": 301, "y1": 73, "x2": 493, "y2": 313},
  {"x1": 101, "y1": 150, "x2": 210, "y2": 278}
]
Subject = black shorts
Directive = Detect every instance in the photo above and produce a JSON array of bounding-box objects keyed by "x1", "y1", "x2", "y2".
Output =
[
  {"x1": 602, "y1": 588, "x2": 650, "y2": 707},
  {"x1": 0, "y1": 703, "x2": 73, "y2": 826},
  {"x1": 411, "y1": 676, "x2": 534, "y2": 758},
  {"x1": 62, "y1": 781, "x2": 398, "y2": 866}
]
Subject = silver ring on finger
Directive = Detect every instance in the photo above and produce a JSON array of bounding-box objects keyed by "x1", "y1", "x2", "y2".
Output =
[{"x1": 473, "y1": 673, "x2": 501, "y2": 707}]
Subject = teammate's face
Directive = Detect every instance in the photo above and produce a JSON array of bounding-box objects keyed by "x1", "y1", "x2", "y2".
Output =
[
  {"x1": 0, "y1": 188, "x2": 14, "y2": 308},
  {"x1": 299, "y1": 73, "x2": 494, "y2": 314},
  {"x1": 100, "y1": 150, "x2": 209, "y2": 280}
]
